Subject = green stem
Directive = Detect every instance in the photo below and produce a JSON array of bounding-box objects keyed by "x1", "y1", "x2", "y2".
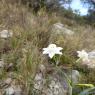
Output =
[{"x1": 76, "y1": 58, "x2": 82, "y2": 63}]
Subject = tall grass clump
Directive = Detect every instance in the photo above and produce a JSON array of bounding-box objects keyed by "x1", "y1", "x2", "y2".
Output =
[{"x1": 0, "y1": 0, "x2": 95, "y2": 94}]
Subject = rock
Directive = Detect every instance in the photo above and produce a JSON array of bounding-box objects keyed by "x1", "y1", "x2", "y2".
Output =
[
  {"x1": 80, "y1": 60, "x2": 95, "y2": 69},
  {"x1": 0, "y1": 59, "x2": 5, "y2": 76},
  {"x1": 39, "y1": 64, "x2": 46, "y2": 72},
  {"x1": 0, "y1": 30, "x2": 13, "y2": 39},
  {"x1": 88, "y1": 51, "x2": 95, "y2": 59},
  {"x1": 80, "y1": 50, "x2": 95, "y2": 69},
  {"x1": 6, "y1": 63, "x2": 15, "y2": 72},
  {"x1": 5, "y1": 85, "x2": 22, "y2": 95},
  {"x1": 5, "y1": 86, "x2": 15, "y2": 95},
  {"x1": 71, "y1": 70, "x2": 80, "y2": 84},
  {"x1": 5, "y1": 78, "x2": 12, "y2": 85},
  {"x1": 14, "y1": 85, "x2": 22, "y2": 95},
  {"x1": 87, "y1": 63, "x2": 95, "y2": 68},
  {"x1": 34, "y1": 73, "x2": 44, "y2": 90},
  {"x1": 46, "y1": 77, "x2": 68, "y2": 95},
  {"x1": 54, "y1": 23, "x2": 64, "y2": 29},
  {"x1": 62, "y1": 69, "x2": 80, "y2": 85},
  {"x1": 0, "y1": 59, "x2": 5, "y2": 68},
  {"x1": 0, "y1": 78, "x2": 12, "y2": 89},
  {"x1": 53, "y1": 23, "x2": 74, "y2": 35},
  {"x1": 34, "y1": 73, "x2": 43, "y2": 81},
  {"x1": 33, "y1": 66, "x2": 72, "y2": 95}
]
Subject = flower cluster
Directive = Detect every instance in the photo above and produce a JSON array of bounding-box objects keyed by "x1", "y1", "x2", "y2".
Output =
[{"x1": 42, "y1": 44, "x2": 95, "y2": 68}]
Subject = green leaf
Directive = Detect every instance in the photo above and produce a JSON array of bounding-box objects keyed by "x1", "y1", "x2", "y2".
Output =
[
  {"x1": 78, "y1": 87, "x2": 95, "y2": 95},
  {"x1": 76, "y1": 84, "x2": 94, "y2": 88}
]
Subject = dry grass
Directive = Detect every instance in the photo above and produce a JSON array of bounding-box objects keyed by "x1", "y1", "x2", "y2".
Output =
[{"x1": 0, "y1": 1, "x2": 95, "y2": 94}]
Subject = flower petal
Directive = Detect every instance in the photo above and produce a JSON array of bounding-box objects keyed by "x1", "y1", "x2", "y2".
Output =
[
  {"x1": 43, "y1": 48, "x2": 47, "y2": 51},
  {"x1": 48, "y1": 44, "x2": 56, "y2": 48},
  {"x1": 57, "y1": 47, "x2": 63, "y2": 50},
  {"x1": 49, "y1": 53, "x2": 55, "y2": 58},
  {"x1": 56, "y1": 51, "x2": 62, "y2": 55},
  {"x1": 43, "y1": 50, "x2": 48, "y2": 54}
]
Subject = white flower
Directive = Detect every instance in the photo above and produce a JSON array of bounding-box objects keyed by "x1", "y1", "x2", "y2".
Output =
[
  {"x1": 77, "y1": 50, "x2": 90, "y2": 62},
  {"x1": 43, "y1": 44, "x2": 63, "y2": 58},
  {"x1": 0, "y1": 30, "x2": 13, "y2": 38}
]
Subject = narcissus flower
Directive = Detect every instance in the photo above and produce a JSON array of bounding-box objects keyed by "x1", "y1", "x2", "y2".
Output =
[
  {"x1": 43, "y1": 44, "x2": 63, "y2": 58},
  {"x1": 77, "y1": 50, "x2": 90, "y2": 62}
]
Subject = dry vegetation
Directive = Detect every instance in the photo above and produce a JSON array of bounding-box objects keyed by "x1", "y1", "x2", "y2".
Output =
[{"x1": 0, "y1": 0, "x2": 95, "y2": 94}]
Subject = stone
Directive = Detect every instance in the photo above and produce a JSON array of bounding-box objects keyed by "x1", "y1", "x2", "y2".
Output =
[
  {"x1": 14, "y1": 85, "x2": 22, "y2": 95},
  {"x1": 33, "y1": 67, "x2": 72, "y2": 95},
  {"x1": 53, "y1": 22, "x2": 74, "y2": 35},
  {"x1": 4, "y1": 85, "x2": 22, "y2": 95},
  {"x1": 39, "y1": 64, "x2": 46, "y2": 72},
  {"x1": 0, "y1": 59, "x2": 5, "y2": 68},
  {"x1": 62, "y1": 69, "x2": 80, "y2": 85},
  {"x1": 0, "y1": 30, "x2": 13, "y2": 39},
  {"x1": 46, "y1": 77, "x2": 67, "y2": 95},
  {"x1": 54, "y1": 23, "x2": 64, "y2": 29},
  {"x1": 5, "y1": 78, "x2": 12, "y2": 85},
  {"x1": 0, "y1": 78, "x2": 12, "y2": 89},
  {"x1": 5, "y1": 86, "x2": 15, "y2": 95},
  {"x1": 88, "y1": 51, "x2": 95, "y2": 59},
  {"x1": 80, "y1": 60, "x2": 95, "y2": 69},
  {"x1": 6, "y1": 63, "x2": 14, "y2": 72},
  {"x1": 81, "y1": 51, "x2": 95, "y2": 69},
  {"x1": 71, "y1": 70, "x2": 80, "y2": 84},
  {"x1": 34, "y1": 73, "x2": 44, "y2": 90},
  {"x1": 87, "y1": 63, "x2": 95, "y2": 68}
]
